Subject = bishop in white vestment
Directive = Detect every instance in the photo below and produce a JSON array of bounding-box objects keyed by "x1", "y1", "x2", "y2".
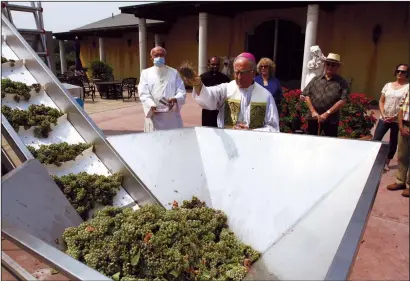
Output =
[
  {"x1": 138, "y1": 46, "x2": 187, "y2": 132},
  {"x1": 184, "y1": 52, "x2": 280, "y2": 132},
  {"x1": 193, "y1": 81, "x2": 280, "y2": 132}
]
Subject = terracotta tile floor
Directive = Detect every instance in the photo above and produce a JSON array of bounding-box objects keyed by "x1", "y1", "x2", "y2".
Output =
[
  {"x1": 349, "y1": 110, "x2": 409, "y2": 280},
  {"x1": 2, "y1": 92, "x2": 408, "y2": 280}
]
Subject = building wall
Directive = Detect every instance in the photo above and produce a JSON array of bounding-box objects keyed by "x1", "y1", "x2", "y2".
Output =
[
  {"x1": 328, "y1": 2, "x2": 410, "y2": 100},
  {"x1": 163, "y1": 8, "x2": 307, "y2": 69},
  {"x1": 164, "y1": 14, "x2": 232, "y2": 68},
  {"x1": 78, "y1": 2, "x2": 409, "y2": 100},
  {"x1": 79, "y1": 32, "x2": 154, "y2": 81},
  {"x1": 231, "y1": 7, "x2": 307, "y2": 56}
]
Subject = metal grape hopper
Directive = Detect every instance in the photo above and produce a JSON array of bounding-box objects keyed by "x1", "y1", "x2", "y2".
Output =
[{"x1": 1, "y1": 15, "x2": 388, "y2": 281}]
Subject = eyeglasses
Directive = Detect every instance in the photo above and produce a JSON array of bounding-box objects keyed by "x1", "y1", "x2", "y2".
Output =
[
  {"x1": 234, "y1": 69, "x2": 254, "y2": 76},
  {"x1": 325, "y1": 62, "x2": 338, "y2": 67},
  {"x1": 396, "y1": 70, "x2": 408, "y2": 74},
  {"x1": 260, "y1": 65, "x2": 269, "y2": 68}
]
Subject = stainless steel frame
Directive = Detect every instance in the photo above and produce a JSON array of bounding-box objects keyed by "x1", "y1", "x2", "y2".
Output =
[
  {"x1": 325, "y1": 143, "x2": 389, "y2": 280},
  {"x1": 2, "y1": 227, "x2": 112, "y2": 281},
  {"x1": 2, "y1": 113, "x2": 34, "y2": 163},
  {"x1": 1, "y1": 15, "x2": 160, "y2": 207},
  {"x1": 2, "y1": 252, "x2": 38, "y2": 281}
]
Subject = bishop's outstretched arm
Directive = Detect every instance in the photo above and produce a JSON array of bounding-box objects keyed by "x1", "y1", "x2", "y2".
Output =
[{"x1": 192, "y1": 83, "x2": 228, "y2": 111}]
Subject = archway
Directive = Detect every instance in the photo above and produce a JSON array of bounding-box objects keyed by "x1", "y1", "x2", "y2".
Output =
[{"x1": 246, "y1": 19, "x2": 305, "y2": 89}]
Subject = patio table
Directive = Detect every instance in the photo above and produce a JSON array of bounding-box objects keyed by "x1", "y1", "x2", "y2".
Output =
[{"x1": 94, "y1": 81, "x2": 123, "y2": 99}]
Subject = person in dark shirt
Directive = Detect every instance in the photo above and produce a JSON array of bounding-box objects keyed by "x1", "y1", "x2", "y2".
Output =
[
  {"x1": 302, "y1": 53, "x2": 349, "y2": 137},
  {"x1": 200, "y1": 56, "x2": 231, "y2": 127}
]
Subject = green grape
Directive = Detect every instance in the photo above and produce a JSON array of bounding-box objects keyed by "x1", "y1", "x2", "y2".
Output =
[
  {"x1": 1, "y1": 104, "x2": 63, "y2": 138},
  {"x1": 53, "y1": 172, "x2": 122, "y2": 219},
  {"x1": 1, "y1": 78, "x2": 31, "y2": 102},
  {"x1": 62, "y1": 197, "x2": 260, "y2": 281},
  {"x1": 27, "y1": 142, "x2": 92, "y2": 166}
]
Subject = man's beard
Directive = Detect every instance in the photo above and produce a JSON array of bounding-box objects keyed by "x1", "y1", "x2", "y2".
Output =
[{"x1": 155, "y1": 64, "x2": 167, "y2": 77}]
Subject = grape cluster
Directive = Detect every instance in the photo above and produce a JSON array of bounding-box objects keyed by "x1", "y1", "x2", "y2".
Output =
[
  {"x1": 53, "y1": 172, "x2": 122, "y2": 219},
  {"x1": 1, "y1": 57, "x2": 15, "y2": 66},
  {"x1": 31, "y1": 83, "x2": 41, "y2": 93},
  {"x1": 1, "y1": 78, "x2": 31, "y2": 102},
  {"x1": 62, "y1": 197, "x2": 260, "y2": 281},
  {"x1": 27, "y1": 142, "x2": 93, "y2": 167},
  {"x1": 2, "y1": 104, "x2": 63, "y2": 138}
]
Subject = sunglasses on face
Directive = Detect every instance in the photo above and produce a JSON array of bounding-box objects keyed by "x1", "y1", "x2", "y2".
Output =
[
  {"x1": 396, "y1": 70, "x2": 408, "y2": 74},
  {"x1": 325, "y1": 62, "x2": 338, "y2": 67},
  {"x1": 260, "y1": 65, "x2": 269, "y2": 68}
]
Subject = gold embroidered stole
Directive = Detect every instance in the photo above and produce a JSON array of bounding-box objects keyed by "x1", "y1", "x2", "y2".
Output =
[{"x1": 223, "y1": 82, "x2": 268, "y2": 129}]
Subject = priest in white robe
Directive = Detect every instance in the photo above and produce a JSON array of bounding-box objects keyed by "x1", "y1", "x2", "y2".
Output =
[
  {"x1": 182, "y1": 52, "x2": 280, "y2": 132},
  {"x1": 138, "y1": 46, "x2": 187, "y2": 132}
]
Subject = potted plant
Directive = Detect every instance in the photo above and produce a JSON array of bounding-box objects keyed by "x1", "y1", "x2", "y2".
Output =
[
  {"x1": 279, "y1": 89, "x2": 377, "y2": 139},
  {"x1": 89, "y1": 60, "x2": 113, "y2": 81},
  {"x1": 279, "y1": 88, "x2": 309, "y2": 133},
  {"x1": 338, "y1": 93, "x2": 377, "y2": 139}
]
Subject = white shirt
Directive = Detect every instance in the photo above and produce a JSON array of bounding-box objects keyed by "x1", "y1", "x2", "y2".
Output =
[
  {"x1": 138, "y1": 65, "x2": 187, "y2": 132},
  {"x1": 381, "y1": 82, "x2": 409, "y2": 118}
]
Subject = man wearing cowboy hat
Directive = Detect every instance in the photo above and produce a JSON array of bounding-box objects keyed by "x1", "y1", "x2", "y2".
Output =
[{"x1": 302, "y1": 53, "x2": 350, "y2": 137}]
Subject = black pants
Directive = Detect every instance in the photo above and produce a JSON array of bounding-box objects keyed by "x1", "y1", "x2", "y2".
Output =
[
  {"x1": 202, "y1": 109, "x2": 219, "y2": 127},
  {"x1": 373, "y1": 119, "x2": 399, "y2": 160},
  {"x1": 307, "y1": 120, "x2": 339, "y2": 137}
]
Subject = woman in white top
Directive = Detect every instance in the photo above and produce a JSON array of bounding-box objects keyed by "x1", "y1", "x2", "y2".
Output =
[{"x1": 373, "y1": 63, "x2": 409, "y2": 170}]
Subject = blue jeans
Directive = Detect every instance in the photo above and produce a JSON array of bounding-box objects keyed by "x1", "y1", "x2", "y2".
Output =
[{"x1": 373, "y1": 119, "x2": 399, "y2": 160}]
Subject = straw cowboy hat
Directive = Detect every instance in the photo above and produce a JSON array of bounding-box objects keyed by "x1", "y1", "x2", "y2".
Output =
[{"x1": 325, "y1": 53, "x2": 342, "y2": 64}]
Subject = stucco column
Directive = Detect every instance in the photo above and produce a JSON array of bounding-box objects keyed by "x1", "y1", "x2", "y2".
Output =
[
  {"x1": 301, "y1": 4, "x2": 319, "y2": 90},
  {"x1": 198, "y1": 12, "x2": 208, "y2": 75},
  {"x1": 58, "y1": 40, "x2": 67, "y2": 74},
  {"x1": 139, "y1": 18, "x2": 147, "y2": 73},
  {"x1": 154, "y1": 34, "x2": 161, "y2": 47},
  {"x1": 98, "y1": 37, "x2": 105, "y2": 62}
]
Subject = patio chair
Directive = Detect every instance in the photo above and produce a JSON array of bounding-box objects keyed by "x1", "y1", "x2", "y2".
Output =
[
  {"x1": 79, "y1": 75, "x2": 96, "y2": 101},
  {"x1": 121, "y1": 77, "x2": 138, "y2": 101},
  {"x1": 67, "y1": 75, "x2": 95, "y2": 102},
  {"x1": 57, "y1": 73, "x2": 68, "y2": 83}
]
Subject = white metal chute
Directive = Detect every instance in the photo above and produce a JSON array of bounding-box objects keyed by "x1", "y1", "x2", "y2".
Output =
[{"x1": 107, "y1": 127, "x2": 386, "y2": 280}]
